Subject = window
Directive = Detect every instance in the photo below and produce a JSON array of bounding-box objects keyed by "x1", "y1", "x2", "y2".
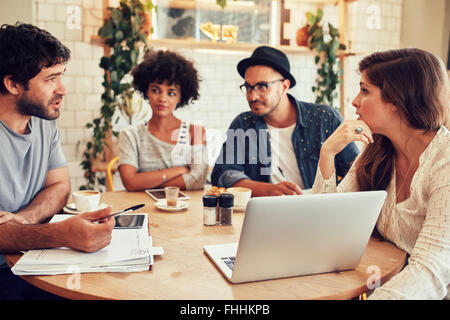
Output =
[{"x1": 152, "y1": 0, "x2": 276, "y2": 45}]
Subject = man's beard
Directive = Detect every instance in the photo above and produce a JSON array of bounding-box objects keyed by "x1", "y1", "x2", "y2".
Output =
[
  {"x1": 250, "y1": 94, "x2": 282, "y2": 117},
  {"x1": 17, "y1": 93, "x2": 62, "y2": 120}
]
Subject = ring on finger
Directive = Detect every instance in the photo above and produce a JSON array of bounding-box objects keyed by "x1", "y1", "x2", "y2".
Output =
[{"x1": 354, "y1": 127, "x2": 363, "y2": 134}]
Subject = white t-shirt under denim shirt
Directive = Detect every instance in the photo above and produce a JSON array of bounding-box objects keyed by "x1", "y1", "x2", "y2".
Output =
[
  {"x1": 267, "y1": 123, "x2": 305, "y2": 189},
  {"x1": 0, "y1": 117, "x2": 67, "y2": 268},
  {"x1": 118, "y1": 121, "x2": 209, "y2": 190},
  {"x1": 312, "y1": 126, "x2": 450, "y2": 300}
]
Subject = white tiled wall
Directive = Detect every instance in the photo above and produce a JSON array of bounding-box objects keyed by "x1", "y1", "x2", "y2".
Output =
[
  {"x1": 35, "y1": 0, "x2": 105, "y2": 190},
  {"x1": 171, "y1": 48, "x2": 317, "y2": 163},
  {"x1": 34, "y1": 0, "x2": 403, "y2": 191},
  {"x1": 283, "y1": 0, "x2": 403, "y2": 120},
  {"x1": 345, "y1": 0, "x2": 403, "y2": 120}
]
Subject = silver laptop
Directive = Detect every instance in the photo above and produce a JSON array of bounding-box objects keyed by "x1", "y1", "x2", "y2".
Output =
[{"x1": 203, "y1": 191, "x2": 386, "y2": 283}]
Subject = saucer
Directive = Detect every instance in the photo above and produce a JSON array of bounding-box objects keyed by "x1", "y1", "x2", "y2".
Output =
[
  {"x1": 154, "y1": 200, "x2": 189, "y2": 212},
  {"x1": 233, "y1": 205, "x2": 247, "y2": 212},
  {"x1": 63, "y1": 202, "x2": 108, "y2": 215}
]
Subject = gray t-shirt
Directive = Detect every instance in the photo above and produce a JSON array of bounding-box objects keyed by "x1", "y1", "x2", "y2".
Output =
[
  {"x1": 0, "y1": 117, "x2": 66, "y2": 267},
  {"x1": 118, "y1": 122, "x2": 208, "y2": 190}
]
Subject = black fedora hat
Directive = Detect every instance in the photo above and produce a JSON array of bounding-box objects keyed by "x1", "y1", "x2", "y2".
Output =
[{"x1": 237, "y1": 46, "x2": 296, "y2": 88}]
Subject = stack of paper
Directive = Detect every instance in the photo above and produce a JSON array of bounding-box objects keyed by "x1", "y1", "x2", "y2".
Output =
[{"x1": 12, "y1": 214, "x2": 161, "y2": 275}]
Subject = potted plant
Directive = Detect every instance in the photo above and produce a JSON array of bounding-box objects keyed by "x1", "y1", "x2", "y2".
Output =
[
  {"x1": 296, "y1": 25, "x2": 309, "y2": 47},
  {"x1": 304, "y1": 9, "x2": 346, "y2": 109}
]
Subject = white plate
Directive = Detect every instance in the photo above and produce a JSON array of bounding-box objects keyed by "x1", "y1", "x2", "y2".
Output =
[
  {"x1": 154, "y1": 200, "x2": 189, "y2": 212},
  {"x1": 63, "y1": 202, "x2": 108, "y2": 215}
]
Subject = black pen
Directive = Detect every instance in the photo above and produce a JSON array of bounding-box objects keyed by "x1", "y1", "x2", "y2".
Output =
[
  {"x1": 93, "y1": 204, "x2": 145, "y2": 223},
  {"x1": 278, "y1": 166, "x2": 288, "y2": 181}
]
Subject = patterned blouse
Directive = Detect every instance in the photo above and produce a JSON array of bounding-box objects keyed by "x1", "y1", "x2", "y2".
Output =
[{"x1": 312, "y1": 126, "x2": 450, "y2": 300}]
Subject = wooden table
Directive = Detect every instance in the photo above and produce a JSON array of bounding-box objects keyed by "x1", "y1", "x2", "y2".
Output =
[{"x1": 6, "y1": 190, "x2": 407, "y2": 300}]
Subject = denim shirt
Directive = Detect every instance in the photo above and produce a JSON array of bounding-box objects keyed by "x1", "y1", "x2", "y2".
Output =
[{"x1": 211, "y1": 94, "x2": 359, "y2": 188}]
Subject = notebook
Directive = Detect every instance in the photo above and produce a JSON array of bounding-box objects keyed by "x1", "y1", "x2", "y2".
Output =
[
  {"x1": 203, "y1": 191, "x2": 387, "y2": 283},
  {"x1": 12, "y1": 214, "x2": 155, "y2": 275}
]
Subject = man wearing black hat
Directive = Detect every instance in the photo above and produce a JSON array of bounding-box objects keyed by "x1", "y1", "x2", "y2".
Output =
[{"x1": 211, "y1": 46, "x2": 359, "y2": 196}]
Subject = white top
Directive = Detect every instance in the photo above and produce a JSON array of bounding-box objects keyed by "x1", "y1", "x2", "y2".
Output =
[
  {"x1": 267, "y1": 123, "x2": 305, "y2": 189},
  {"x1": 312, "y1": 126, "x2": 450, "y2": 300},
  {"x1": 118, "y1": 121, "x2": 209, "y2": 190}
]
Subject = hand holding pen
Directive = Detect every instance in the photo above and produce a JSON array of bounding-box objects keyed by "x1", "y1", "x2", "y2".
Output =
[
  {"x1": 93, "y1": 204, "x2": 145, "y2": 223},
  {"x1": 54, "y1": 204, "x2": 146, "y2": 252},
  {"x1": 276, "y1": 166, "x2": 302, "y2": 195}
]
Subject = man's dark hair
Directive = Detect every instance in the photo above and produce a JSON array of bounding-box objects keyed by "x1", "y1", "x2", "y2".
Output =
[
  {"x1": 0, "y1": 22, "x2": 71, "y2": 94},
  {"x1": 132, "y1": 50, "x2": 200, "y2": 109}
]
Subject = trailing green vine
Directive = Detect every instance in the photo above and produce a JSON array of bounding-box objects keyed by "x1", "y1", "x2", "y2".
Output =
[
  {"x1": 80, "y1": 0, "x2": 154, "y2": 190},
  {"x1": 306, "y1": 9, "x2": 346, "y2": 109}
]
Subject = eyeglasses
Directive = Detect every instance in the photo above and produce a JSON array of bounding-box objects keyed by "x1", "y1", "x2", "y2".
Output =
[{"x1": 239, "y1": 79, "x2": 285, "y2": 95}]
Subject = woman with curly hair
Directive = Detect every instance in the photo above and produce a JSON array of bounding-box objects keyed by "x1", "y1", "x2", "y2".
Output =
[
  {"x1": 118, "y1": 50, "x2": 208, "y2": 191},
  {"x1": 313, "y1": 48, "x2": 450, "y2": 299}
]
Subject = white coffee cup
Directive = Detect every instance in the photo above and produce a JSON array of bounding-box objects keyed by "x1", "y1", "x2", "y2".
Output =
[
  {"x1": 226, "y1": 187, "x2": 252, "y2": 208},
  {"x1": 72, "y1": 190, "x2": 100, "y2": 212}
]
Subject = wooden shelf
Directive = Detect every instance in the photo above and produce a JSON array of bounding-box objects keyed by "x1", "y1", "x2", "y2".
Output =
[
  {"x1": 91, "y1": 35, "x2": 360, "y2": 57},
  {"x1": 149, "y1": 38, "x2": 363, "y2": 56},
  {"x1": 91, "y1": 34, "x2": 309, "y2": 53},
  {"x1": 147, "y1": 38, "x2": 312, "y2": 53},
  {"x1": 90, "y1": 35, "x2": 104, "y2": 47}
]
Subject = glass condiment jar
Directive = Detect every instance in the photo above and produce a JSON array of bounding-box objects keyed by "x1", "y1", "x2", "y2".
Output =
[
  {"x1": 203, "y1": 195, "x2": 218, "y2": 226},
  {"x1": 219, "y1": 193, "x2": 234, "y2": 226}
]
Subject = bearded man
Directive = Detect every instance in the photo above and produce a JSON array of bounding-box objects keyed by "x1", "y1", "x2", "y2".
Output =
[
  {"x1": 0, "y1": 23, "x2": 114, "y2": 300},
  {"x1": 211, "y1": 46, "x2": 359, "y2": 196}
]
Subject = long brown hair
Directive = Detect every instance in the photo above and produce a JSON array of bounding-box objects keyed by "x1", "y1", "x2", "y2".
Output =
[{"x1": 355, "y1": 48, "x2": 450, "y2": 191}]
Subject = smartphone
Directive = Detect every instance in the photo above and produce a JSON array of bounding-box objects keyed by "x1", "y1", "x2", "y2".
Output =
[
  {"x1": 114, "y1": 214, "x2": 145, "y2": 229},
  {"x1": 145, "y1": 189, "x2": 190, "y2": 201}
]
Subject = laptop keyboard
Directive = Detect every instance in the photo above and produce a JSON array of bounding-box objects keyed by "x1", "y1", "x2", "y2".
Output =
[{"x1": 221, "y1": 256, "x2": 235, "y2": 270}]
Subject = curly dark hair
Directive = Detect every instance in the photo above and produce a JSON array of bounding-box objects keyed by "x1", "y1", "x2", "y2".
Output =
[
  {"x1": 0, "y1": 22, "x2": 71, "y2": 94},
  {"x1": 132, "y1": 50, "x2": 200, "y2": 109}
]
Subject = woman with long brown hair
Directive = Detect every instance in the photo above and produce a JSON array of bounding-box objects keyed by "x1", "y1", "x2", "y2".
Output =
[{"x1": 313, "y1": 48, "x2": 450, "y2": 299}]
